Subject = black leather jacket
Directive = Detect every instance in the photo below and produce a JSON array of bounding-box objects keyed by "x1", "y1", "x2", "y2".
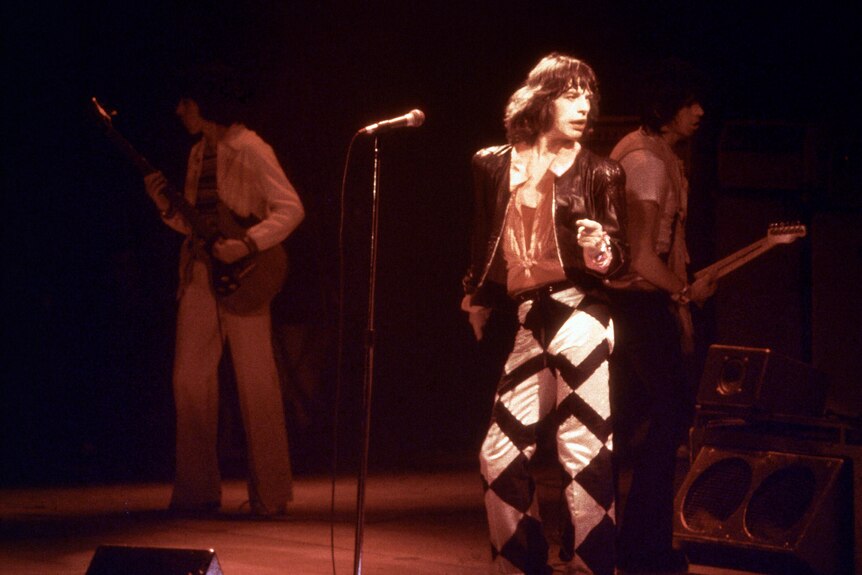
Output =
[{"x1": 463, "y1": 144, "x2": 628, "y2": 308}]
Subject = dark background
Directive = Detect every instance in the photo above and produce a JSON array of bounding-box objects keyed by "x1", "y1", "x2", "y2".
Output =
[{"x1": 3, "y1": 0, "x2": 860, "y2": 486}]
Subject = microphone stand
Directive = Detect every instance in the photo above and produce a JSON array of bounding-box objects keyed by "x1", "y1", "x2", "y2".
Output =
[{"x1": 353, "y1": 135, "x2": 381, "y2": 575}]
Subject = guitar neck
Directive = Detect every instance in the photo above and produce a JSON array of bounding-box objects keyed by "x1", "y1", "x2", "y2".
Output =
[
  {"x1": 101, "y1": 125, "x2": 217, "y2": 242},
  {"x1": 693, "y1": 237, "x2": 775, "y2": 281}
]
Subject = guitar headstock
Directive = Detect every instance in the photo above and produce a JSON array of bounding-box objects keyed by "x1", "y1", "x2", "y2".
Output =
[
  {"x1": 91, "y1": 97, "x2": 117, "y2": 128},
  {"x1": 766, "y1": 222, "x2": 807, "y2": 245}
]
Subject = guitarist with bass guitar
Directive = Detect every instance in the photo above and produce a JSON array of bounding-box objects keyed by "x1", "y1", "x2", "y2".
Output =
[{"x1": 140, "y1": 63, "x2": 305, "y2": 517}]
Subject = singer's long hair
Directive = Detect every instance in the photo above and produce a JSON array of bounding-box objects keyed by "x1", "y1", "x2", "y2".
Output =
[{"x1": 504, "y1": 53, "x2": 599, "y2": 145}]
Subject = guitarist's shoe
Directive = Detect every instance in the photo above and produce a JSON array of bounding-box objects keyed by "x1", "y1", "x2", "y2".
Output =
[
  {"x1": 166, "y1": 500, "x2": 220, "y2": 518},
  {"x1": 249, "y1": 501, "x2": 288, "y2": 519}
]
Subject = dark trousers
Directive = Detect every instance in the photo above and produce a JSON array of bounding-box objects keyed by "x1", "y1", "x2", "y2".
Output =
[{"x1": 608, "y1": 290, "x2": 696, "y2": 569}]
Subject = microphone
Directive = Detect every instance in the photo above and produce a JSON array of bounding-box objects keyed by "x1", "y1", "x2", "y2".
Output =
[{"x1": 360, "y1": 109, "x2": 425, "y2": 135}]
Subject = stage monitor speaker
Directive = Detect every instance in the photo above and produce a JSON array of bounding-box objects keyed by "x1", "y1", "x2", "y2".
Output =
[
  {"x1": 697, "y1": 344, "x2": 829, "y2": 418},
  {"x1": 85, "y1": 545, "x2": 223, "y2": 575},
  {"x1": 673, "y1": 445, "x2": 852, "y2": 575}
]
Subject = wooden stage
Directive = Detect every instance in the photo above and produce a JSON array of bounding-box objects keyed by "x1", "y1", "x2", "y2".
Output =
[{"x1": 0, "y1": 462, "x2": 769, "y2": 575}]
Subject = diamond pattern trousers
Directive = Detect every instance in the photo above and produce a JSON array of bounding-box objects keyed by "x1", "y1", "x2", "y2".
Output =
[{"x1": 480, "y1": 287, "x2": 616, "y2": 575}]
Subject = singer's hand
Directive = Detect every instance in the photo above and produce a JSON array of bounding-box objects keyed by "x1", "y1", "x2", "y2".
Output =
[
  {"x1": 576, "y1": 218, "x2": 612, "y2": 273},
  {"x1": 461, "y1": 294, "x2": 491, "y2": 341}
]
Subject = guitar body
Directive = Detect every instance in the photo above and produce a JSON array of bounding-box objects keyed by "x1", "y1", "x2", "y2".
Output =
[
  {"x1": 210, "y1": 203, "x2": 289, "y2": 315},
  {"x1": 214, "y1": 244, "x2": 288, "y2": 315}
]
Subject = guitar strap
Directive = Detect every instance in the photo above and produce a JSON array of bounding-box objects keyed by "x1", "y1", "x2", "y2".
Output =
[
  {"x1": 177, "y1": 142, "x2": 220, "y2": 298},
  {"x1": 665, "y1": 153, "x2": 694, "y2": 355},
  {"x1": 192, "y1": 142, "x2": 220, "y2": 256},
  {"x1": 669, "y1": 216, "x2": 694, "y2": 355}
]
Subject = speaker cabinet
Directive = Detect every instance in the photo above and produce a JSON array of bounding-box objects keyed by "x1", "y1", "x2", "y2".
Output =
[
  {"x1": 85, "y1": 545, "x2": 223, "y2": 575},
  {"x1": 673, "y1": 445, "x2": 852, "y2": 574},
  {"x1": 811, "y1": 211, "x2": 862, "y2": 417},
  {"x1": 697, "y1": 344, "x2": 829, "y2": 418}
]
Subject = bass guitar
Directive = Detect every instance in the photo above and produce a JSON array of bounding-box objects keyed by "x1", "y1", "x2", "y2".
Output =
[{"x1": 91, "y1": 97, "x2": 287, "y2": 315}]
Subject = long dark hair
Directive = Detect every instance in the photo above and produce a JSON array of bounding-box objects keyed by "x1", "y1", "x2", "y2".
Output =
[
  {"x1": 639, "y1": 58, "x2": 709, "y2": 134},
  {"x1": 175, "y1": 62, "x2": 252, "y2": 126},
  {"x1": 504, "y1": 53, "x2": 600, "y2": 145}
]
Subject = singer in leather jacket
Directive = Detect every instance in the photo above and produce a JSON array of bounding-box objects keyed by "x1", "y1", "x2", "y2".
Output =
[
  {"x1": 462, "y1": 143, "x2": 627, "y2": 308},
  {"x1": 462, "y1": 53, "x2": 628, "y2": 575}
]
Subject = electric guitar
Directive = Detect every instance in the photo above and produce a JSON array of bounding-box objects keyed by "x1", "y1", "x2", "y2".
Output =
[
  {"x1": 91, "y1": 97, "x2": 288, "y2": 315},
  {"x1": 692, "y1": 222, "x2": 806, "y2": 282},
  {"x1": 605, "y1": 223, "x2": 807, "y2": 290}
]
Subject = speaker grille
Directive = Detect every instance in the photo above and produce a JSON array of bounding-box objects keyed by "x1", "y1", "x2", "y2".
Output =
[
  {"x1": 674, "y1": 446, "x2": 853, "y2": 575},
  {"x1": 697, "y1": 344, "x2": 829, "y2": 417},
  {"x1": 745, "y1": 463, "x2": 816, "y2": 541},
  {"x1": 681, "y1": 456, "x2": 752, "y2": 532}
]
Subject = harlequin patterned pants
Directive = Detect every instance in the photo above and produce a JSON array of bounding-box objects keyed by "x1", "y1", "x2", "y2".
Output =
[{"x1": 480, "y1": 286, "x2": 615, "y2": 575}]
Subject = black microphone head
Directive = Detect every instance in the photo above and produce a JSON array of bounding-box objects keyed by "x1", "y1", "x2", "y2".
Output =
[{"x1": 408, "y1": 109, "x2": 425, "y2": 127}]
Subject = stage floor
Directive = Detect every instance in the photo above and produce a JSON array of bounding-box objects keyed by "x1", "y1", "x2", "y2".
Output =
[{"x1": 0, "y1": 464, "x2": 765, "y2": 575}]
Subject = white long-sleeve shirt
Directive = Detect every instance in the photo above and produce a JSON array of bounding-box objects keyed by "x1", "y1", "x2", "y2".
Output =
[{"x1": 163, "y1": 123, "x2": 304, "y2": 251}]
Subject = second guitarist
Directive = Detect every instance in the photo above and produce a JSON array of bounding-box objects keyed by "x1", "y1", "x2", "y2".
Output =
[
  {"x1": 606, "y1": 60, "x2": 716, "y2": 575},
  {"x1": 144, "y1": 64, "x2": 304, "y2": 517}
]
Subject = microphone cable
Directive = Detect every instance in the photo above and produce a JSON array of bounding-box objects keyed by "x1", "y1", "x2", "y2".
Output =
[{"x1": 328, "y1": 128, "x2": 362, "y2": 575}]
